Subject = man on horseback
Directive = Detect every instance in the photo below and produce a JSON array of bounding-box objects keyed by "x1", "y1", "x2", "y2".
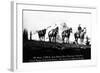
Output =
[
  {"x1": 62, "y1": 27, "x2": 72, "y2": 44},
  {"x1": 74, "y1": 24, "x2": 82, "y2": 44},
  {"x1": 74, "y1": 24, "x2": 86, "y2": 44},
  {"x1": 48, "y1": 24, "x2": 59, "y2": 43},
  {"x1": 80, "y1": 27, "x2": 86, "y2": 44},
  {"x1": 78, "y1": 24, "x2": 82, "y2": 38}
]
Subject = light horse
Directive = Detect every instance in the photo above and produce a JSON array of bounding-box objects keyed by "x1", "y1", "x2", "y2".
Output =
[
  {"x1": 62, "y1": 28, "x2": 72, "y2": 43},
  {"x1": 48, "y1": 27, "x2": 59, "y2": 43}
]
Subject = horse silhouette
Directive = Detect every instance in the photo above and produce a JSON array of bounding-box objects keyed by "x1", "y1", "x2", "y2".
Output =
[
  {"x1": 34, "y1": 26, "x2": 51, "y2": 41},
  {"x1": 62, "y1": 28, "x2": 72, "y2": 43},
  {"x1": 48, "y1": 27, "x2": 59, "y2": 43},
  {"x1": 74, "y1": 31, "x2": 80, "y2": 44},
  {"x1": 80, "y1": 28, "x2": 86, "y2": 44},
  {"x1": 74, "y1": 27, "x2": 86, "y2": 44}
]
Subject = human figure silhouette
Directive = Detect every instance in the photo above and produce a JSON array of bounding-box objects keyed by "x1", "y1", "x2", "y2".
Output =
[
  {"x1": 78, "y1": 24, "x2": 82, "y2": 37},
  {"x1": 23, "y1": 29, "x2": 28, "y2": 41},
  {"x1": 48, "y1": 26, "x2": 59, "y2": 43},
  {"x1": 62, "y1": 27, "x2": 72, "y2": 43},
  {"x1": 30, "y1": 31, "x2": 32, "y2": 40}
]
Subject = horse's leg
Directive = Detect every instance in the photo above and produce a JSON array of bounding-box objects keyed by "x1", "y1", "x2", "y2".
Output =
[
  {"x1": 65, "y1": 38, "x2": 67, "y2": 43},
  {"x1": 51, "y1": 37, "x2": 53, "y2": 42},
  {"x1": 81, "y1": 39, "x2": 83, "y2": 44},
  {"x1": 75, "y1": 38, "x2": 78, "y2": 44},
  {"x1": 49, "y1": 36, "x2": 51, "y2": 42},
  {"x1": 53, "y1": 37, "x2": 55, "y2": 43},
  {"x1": 77, "y1": 38, "x2": 79, "y2": 44},
  {"x1": 62, "y1": 37, "x2": 64, "y2": 43},
  {"x1": 44, "y1": 36, "x2": 45, "y2": 41},
  {"x1": 66, "y1": 38, "x2": 68, "y2": 44},
  {"x1": 39, "y1": 38, "x2": 40, "y2": 41},
  {"x1": 54, "y1": 37, "x2": 56, "y2": 43},
  {"x1": 40, "y1": 37, "x2": 42, "y2": 41},
  {"x1": 81, "y1": 38, "x2": 84, "y2": 44},
  {"x1": 76, "y1": 39, "x2": 77, "y2": 44},
  {"x1": 67, "y1": 38, "x2": 69, "y2": 44},
  {"x1": 74, "y1": 34, "x2": 77, "y2": 44},
  {"x1": 63, "y1": 38, "x2": 65, "y2": 43},
  {"x1": 41, "y1": 37, "x2": 43, "y2": 41},
  {"x1": 68, "y1": 38, "x2": 69, "y2": 44},
  {"x1": 75, "y1": 38, "x2": 76, "y2": 44},
  {"x1": 53, "y1": 36, "x2": 55, "y2": 43},
  {"x1": 54, "y1": 37, "x2": 55, "y2": 42},
  {"x1": 50, "y1": 37, "x2": 51, "y2": 42}
]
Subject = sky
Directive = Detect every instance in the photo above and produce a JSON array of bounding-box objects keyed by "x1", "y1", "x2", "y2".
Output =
[{"x1": 23, "y1": 10, "x2": 92, "y2": 42}]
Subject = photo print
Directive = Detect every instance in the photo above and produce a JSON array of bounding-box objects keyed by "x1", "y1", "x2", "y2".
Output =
[{"x1": 23, "y1": 9, "x2": 91, "y2": 62}]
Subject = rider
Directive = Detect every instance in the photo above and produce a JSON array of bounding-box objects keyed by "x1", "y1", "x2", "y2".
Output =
[{"x1": 78, "y1": 24, "x2": 82, "y2": 38}]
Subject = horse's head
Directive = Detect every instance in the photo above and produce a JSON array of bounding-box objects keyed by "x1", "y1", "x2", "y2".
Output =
[
  {"x1": 82, "y1": 27, "x2": 86, "y2": 33},
  {"x1": 55, "y1": 27, "x2": 59, "y2": 32},
  {"x1": 56, "y1": 27, "x2": 59, "y2": 29},
  {"x1": 69, "y1": 27, "x2": 72, "y2": 33}
]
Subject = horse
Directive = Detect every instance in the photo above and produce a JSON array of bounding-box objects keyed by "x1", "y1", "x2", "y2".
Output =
[
  {"x1": 48, "y1": 27, "x2": 59, "y2": 43},
  {"x1": 37, "y1": 29, "x2": 46, "y2": 41},
  {"x1": 74, "y1": 27, "x2": 86, "y2": 44},
  {"x1": 34, "y1": 26, "x2": 51, "y2": 41},
  {"x1": 74, "y1": 31, "x2": 80, "y2": 44},
  {"x1": 62, "y1": 28, "x2": 72, "y2": 43},
  {"x1": 80, "y1": 28, "x2": 86, "y2": 44}
]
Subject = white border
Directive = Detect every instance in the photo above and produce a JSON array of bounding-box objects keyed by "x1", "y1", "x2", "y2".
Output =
[{"x1": 11, "y1": 1, "x2": 97, "y2": 72}]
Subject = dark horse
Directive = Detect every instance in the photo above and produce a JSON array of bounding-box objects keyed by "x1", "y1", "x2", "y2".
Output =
[
  {"x1": 37, "y1": 29, "x2": 46, "y2": 41},
  {"x1": 48, "y1": 27, "x2": 59, "y2": 43},
  {"x1": 35, "y1": 26, "x2": 51, "y2": 41},
  {"x1": 74, "y1": 31, "x2": 80, "y2": 44},
  {"x1": 62, "y1": 28, "x2": 72, "y2": 43},
  {"x1": 74, "y1": 27, "x2": 86, "y2": 44}
]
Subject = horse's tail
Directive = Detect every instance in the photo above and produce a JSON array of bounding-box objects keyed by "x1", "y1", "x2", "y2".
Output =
[
  {"x1": 42, "y1": 29, "x2": 46, "y2": 36},
  {"x1": 74, "y1": 32, "x2": 77, "y2": 38},
  {"x1": 48, "y1": 30, "x2": 52, "y2": 36}
]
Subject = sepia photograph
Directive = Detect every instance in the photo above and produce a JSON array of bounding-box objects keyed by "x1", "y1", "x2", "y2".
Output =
[{"x1": 22, "y1": 9, "x2": 91, "y2": 62}]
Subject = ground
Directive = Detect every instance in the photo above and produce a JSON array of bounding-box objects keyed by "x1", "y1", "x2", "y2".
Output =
[{"x1": 23, "y1": 40, "x2": 91, "y2": 62}]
